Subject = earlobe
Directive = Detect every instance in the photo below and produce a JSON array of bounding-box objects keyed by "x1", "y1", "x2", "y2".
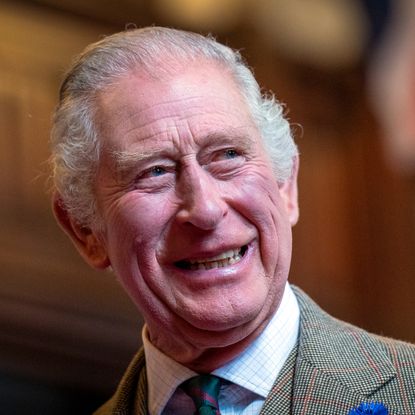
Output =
[
  {"x1": 52, "y1": 192, "x2": 110, "y2": 269},
  {"x1": 279, "y1": 156, "x2": 300, "y2": 226}
]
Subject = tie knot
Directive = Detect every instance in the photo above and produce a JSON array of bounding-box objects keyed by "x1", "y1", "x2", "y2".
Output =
[{"x1": 182, "y1": 374, "x2": 221, "y2": 415}]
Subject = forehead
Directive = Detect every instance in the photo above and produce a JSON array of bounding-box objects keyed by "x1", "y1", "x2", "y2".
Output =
[{"x1": 95, "y1": 62, "x2": 260, "y2": 153}]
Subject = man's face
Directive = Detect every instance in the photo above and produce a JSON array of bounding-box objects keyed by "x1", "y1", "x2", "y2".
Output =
[{"x1": 93, "y1": 62, "x2": 298, "y2": 355}]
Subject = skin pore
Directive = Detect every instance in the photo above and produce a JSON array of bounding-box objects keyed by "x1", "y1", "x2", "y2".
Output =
[{"x1": 55, "y1": 60, "x2": 299, "y2": 372}]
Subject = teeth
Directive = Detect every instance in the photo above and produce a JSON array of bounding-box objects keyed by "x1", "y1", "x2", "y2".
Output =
[
  {"x1": 189, "y1": 249, "x2": 240, "y2": 265},
  {"x1": 187, "y1": 248, "x2": 243, "y2": 270}
]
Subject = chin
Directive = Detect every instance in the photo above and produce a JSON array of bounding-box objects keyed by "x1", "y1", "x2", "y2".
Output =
[{"x1": 178, "y1": 295, "x2": 271, "y2": 338}]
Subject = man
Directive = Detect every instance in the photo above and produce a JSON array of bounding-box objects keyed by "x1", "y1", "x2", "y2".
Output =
[{"x1": 51, "y1": 27, "x2": 415, "y2": 414}]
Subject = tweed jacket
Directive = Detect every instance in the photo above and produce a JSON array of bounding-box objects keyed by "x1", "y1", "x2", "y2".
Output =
[{"x1": 93, "y1": 287, "x2": 415, "y2": 414}]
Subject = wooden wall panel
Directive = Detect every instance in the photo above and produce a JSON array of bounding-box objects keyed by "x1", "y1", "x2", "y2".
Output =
[
  {"x1": 0, "y1": 1, "x2": 142, "y2": 395},
  {"x1": 0, "y1": 94, "x2": 22, "y2": 211}
]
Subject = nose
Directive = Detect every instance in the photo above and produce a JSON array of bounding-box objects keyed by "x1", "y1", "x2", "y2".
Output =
[{"x1": 175, "y1": 163, "x2": 228, "y2": 230}]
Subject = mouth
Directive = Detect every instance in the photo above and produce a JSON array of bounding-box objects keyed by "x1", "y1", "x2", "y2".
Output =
[{"x1": 175, "y1": 245, "x2": 248, "y2": 271}]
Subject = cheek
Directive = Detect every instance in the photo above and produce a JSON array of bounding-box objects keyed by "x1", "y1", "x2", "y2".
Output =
[
  {"x1": 228, "y1": 173, "x2": 293, "y2": 270},
  {"x1": 101, "y1": 194, "x2": 178, "y2": 312},
  {"x1": 229, "y1": 171, "x2": 285, "y2": 229},
  {"x1": 103, "y1": 192, "x2": 177, "y2": 260}
]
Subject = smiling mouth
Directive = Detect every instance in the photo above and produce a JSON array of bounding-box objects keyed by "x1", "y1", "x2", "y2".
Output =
[{"x1": 175, "y1": 245, "x2": 248, "y2": 270}]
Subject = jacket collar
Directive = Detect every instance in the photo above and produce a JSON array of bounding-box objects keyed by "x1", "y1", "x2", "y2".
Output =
[{"x1": 291, "y1": 286, "x2": 396, "y2": 414}]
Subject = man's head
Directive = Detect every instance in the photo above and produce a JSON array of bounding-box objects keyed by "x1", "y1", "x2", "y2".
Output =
[{"x1": 51, "y1": 27, "x2": 299, "y2": 370}]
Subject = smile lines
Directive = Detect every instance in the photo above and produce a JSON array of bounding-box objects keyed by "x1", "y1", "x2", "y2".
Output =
[{"x1": 175, "y1": 246, "x2": 248, "y2": 270}]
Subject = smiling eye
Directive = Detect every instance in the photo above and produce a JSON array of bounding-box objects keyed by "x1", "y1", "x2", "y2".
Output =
[
  {"x1": 209, "y1": 147, "x2": 245, "y2": 166},
  {"x1": 149, "y1": 166, "x2": 166, "y2": 176},
  {"x1": 138, "y1": 165, "x2": 169, "y2": 181},
  {"x1": 224, "y1": 149, "x2": 239, "y2": 159}
]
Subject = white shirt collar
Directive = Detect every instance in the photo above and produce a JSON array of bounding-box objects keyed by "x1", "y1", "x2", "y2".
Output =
[
  {"x1": 213, "y1": 283, "x2": 299, "y2": 397},
  {"x1": 143, "y1": 283, "x2": 300, "y2": 415}
]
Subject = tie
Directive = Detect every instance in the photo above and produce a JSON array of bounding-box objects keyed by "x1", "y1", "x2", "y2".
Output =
[{"x1": 182, "y1": 374, "x2": 221, "y2": 415}]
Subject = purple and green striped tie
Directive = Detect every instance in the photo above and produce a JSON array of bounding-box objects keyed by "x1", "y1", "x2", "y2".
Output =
[{"x1": 182, "y1": 374, "x2": 221, "y2": 415}]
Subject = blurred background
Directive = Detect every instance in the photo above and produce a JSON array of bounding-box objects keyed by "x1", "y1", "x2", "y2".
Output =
[{"x1": 1, "y1": 0, "x2": 414, "y2": 413}]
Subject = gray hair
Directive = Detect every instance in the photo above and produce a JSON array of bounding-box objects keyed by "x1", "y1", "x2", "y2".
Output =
[{"x1": 51, "y1": 26, "x2": 298, "y2": 227}]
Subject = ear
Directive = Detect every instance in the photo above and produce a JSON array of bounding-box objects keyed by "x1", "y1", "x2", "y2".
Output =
[
  {"x1": 52, "y1": 192, "x2": 110, "y2": 269},
  {"x1": 278, "y1": 155, "x2": 299, "y2": 226}
]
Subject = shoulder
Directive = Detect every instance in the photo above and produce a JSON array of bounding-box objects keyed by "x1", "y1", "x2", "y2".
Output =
[
  {"x1": 292, "y1": 284, "x2": 415, "y2": 358},
  {"x1": 93, "y1": 348, "x2": 147, "y2": 415},
  {"x1": 291, "y1": 285, "x2": 415, "y2": 413}
]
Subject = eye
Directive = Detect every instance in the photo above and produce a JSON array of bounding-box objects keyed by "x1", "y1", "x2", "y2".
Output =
[
  {"x1": 212, "y1": 148, "x2": 242, "y2": 162},
  {"x1": 204, "y1": 146, "x2": 246, "y2": 178},
  {"x1": 148, "y1": 166, "x2": 166, "y2": 177},
  {"x1": 223, "y1": 149, "x2": 239, "y2": 159},
  {"x1": 137, "y1": 165, "x2": 170, "y2": 181}
]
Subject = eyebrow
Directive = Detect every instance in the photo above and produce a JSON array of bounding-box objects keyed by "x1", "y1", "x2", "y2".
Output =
[
  {"x1": 111, "y1": 147, "x2": 170, "y2": 179},
  {"x1": 110, "y1": 128, "x2": 254, "y2": 175},
  {"x1": 202, "y1": 130, "x2": 253, "y2": 150}
]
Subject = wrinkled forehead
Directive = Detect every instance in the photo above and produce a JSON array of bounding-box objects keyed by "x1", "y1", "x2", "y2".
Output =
[
  {"x1": 96, "y1": 58, "x2": 226, "y2": 111},
  {"x1": 94, "y1": 60, "x2": 257, "y2": 149}
]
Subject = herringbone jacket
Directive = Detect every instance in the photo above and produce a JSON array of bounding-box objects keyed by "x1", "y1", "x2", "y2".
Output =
[{"x1": 94, "y1": 287, "x2": 415, "y2": 414}]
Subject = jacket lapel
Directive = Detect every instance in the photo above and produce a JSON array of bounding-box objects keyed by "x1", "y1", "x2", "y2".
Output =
[
  {"x1": 93, "y1": 350, "x2": 148, "y2": 415},
  {"x1": 291, "y1": 286, "x2": 396, "y2": 415},
  {"x1": 260, "y1": 343, "x2": 298, "y2": 414}
]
